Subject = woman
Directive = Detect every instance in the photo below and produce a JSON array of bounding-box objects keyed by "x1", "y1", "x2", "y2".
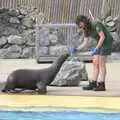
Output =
[{"x1": 72, "y1": 15, "x2": 113, "y2": 91}]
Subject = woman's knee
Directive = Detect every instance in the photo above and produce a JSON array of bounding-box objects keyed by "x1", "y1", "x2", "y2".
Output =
[{"x1": 98, "y1": 56, "x2": 107, "y2": 68}]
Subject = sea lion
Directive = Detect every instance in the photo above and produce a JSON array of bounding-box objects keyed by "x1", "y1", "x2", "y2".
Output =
[{"x1": 2, "y1": 53, "x2": 70, "y2": 94}]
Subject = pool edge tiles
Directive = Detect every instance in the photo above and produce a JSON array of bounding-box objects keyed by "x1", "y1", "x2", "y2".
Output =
[
  {"x1": 0, "y1": 95, "x2": 120, "y2": 113},
  {"x1": 0, "y1": 106, "x2": 120, "y2": 114}
]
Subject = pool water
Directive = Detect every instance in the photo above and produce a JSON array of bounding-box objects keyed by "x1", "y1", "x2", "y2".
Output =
[{"x1": 0, "y1": 111, "x2": 120, "y2": 120}]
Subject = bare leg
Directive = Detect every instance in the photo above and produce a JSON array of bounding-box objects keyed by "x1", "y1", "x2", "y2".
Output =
[
  {"x1": 98, "y1": 55, "x2": 107, "y2": 82},
  {"x1": 82, "y1": 55, "x2": 99, "y2": 90},
  {"x1": 92, "y1": 55, "x2": 99, "y2": 81},
  {"x1": 93, "y1": 55, "x2": 107, "y2": 91}
]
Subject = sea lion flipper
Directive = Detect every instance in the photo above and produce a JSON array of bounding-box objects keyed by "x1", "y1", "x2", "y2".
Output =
[{"x1": 36, "y1": 81, "x2": 47, "y2": 94}]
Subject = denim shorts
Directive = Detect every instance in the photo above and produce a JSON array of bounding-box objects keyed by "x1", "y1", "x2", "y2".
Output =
[{"x1": 94, "y1": 47, "x2": 112, "y2": 56}]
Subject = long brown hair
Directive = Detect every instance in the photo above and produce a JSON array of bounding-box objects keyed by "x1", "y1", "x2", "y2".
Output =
[{"x1": 76, "y1": 15, "x2": 92, "y2": 37}]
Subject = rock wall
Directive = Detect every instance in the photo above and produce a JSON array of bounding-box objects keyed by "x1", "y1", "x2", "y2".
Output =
[{"x1": 0, "y1": 6, "x2": 37, "y2": 58}]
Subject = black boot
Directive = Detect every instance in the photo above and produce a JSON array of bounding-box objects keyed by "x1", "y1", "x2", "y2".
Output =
[
  {"x1": 93, "y1": 82, "x2": 106, "y2": 91},
  {"x1": 83, "y1": 81, "x2": 97, "y2": 90}
]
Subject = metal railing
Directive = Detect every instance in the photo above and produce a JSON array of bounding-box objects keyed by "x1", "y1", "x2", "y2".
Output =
[{"x1": 35, "y1": 23, "x2": 79, "y2": 62}]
